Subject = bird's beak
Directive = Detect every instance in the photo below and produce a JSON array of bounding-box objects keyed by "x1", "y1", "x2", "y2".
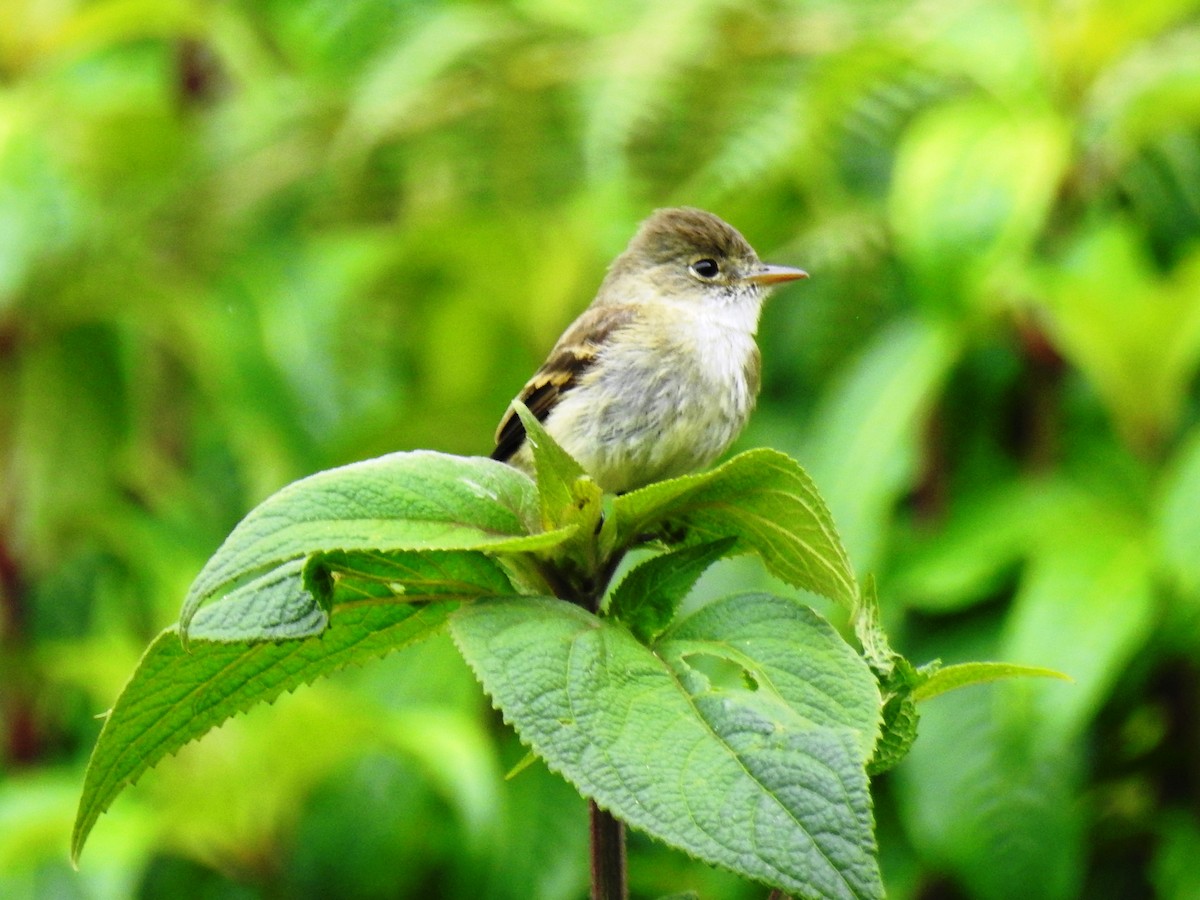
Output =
[{"x1": 747, "y1": 264, "x2": 809, "y2": 286}]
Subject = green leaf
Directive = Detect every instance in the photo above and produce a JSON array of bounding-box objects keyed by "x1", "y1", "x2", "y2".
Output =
[
  {"x1": 182, "y1": 558, "x2": 328, "y2": 642},
  {"x1": 609, "y1": 448, "x2": 858, "y2": 610},
  {"x1": 911, "y1": 661, "x2": 1072, "y2": 703},
  {"x1": 851, "y1": 576, "x2": 896, "y2": 680},
  {"x1": 180, "y1": 451, "x2": 574, "y2": 635},
  {"x1": 887, "y1": 480, "x2": 1065, "y2": 614},
  {"x1": 308, "y1": 548, "x2": 517, "y2": 606},
  {"x1": 511, "y1": 401, "x2": 586, "y2": 522},
  {"x1": 72, "y1": 602, "x2": 453, "y2": 865},
  {"x1": 1153, "y1": 813, "x2": 1200, "y2": 900},
  {"x1": 607, "y1": 538, "x2": 736, "y2": 644},
  {"x1": 658, "y1": 593, "x2": 882, "y2": 761},
  {"x1": 895, "y1": 656, "x2": 1086, "y2": 900},
  {"x1": 451, "y1": 594, "x2": 883, "y2": 899},
  {"x1": 511, "y1": 400, "x2": 605, "y2": 569},
  {"x1": 186, "y1": 549, "x2": 514, "y2": 642},
  {"x1": 850, "y1": 578, "x2": 921, "y2": 775},
  {"x1": 868, "y1": 690, "x2": 919, "y2": 777},
  {"x1": 897, "y1": 497, "x2": 1154, "y2": 898}
]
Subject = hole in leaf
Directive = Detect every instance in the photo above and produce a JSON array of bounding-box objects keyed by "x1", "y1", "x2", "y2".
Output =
[
  {"x1": 682, "y1": 652, "x2": 759, "y2": 692},
  {"x1": 302, "y1": 556, "x2": 335, "y2": 611}
]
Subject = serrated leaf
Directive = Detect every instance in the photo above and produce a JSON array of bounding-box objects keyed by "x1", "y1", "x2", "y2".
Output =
[
  {"x1": 851, "y1": 576, "x2": 894, "y2": 680},
  {"x1": 185, "y1": 558, "x2": 329, "y2": 641},
  {"x1": 610, "y1": 448, "x2": 858, "y2": 610},
  {"x1": 511, "y1": 402, "x2": 589, "y2": 524},
  {"x1": 180, "y1": 451, "x2": 574, "y2": 635},
  {"x1": 607, "y1": 538, "x2": 736, "y2": 643},
  {"x1": 512, "y1": 401, "x2": 605, "y2": 571},
  {"x1": 852, "y1": 580, "x2": 927, "y2": 774},
  {"x1": 867, "y1": 694, "x2": 919, "y2": 776},
  {"x1": 72, "y1": 601, "x2": 452, "y2": 864},
  {"x1": 451, "y1": 594, "x2": 883, "y2": 900},
  {"x1": 658, "y1": 593, "x2": 882, "y2": 761},
  {"x1": 911, "y1": 661, "x2": 1072, "y2": 702},
  {"x1": 186, "y1": 549, "x2": 514, "y2": 642}
]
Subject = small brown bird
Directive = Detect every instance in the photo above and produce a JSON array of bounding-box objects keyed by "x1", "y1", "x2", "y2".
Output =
[{"x1": 492, "y1": 207, "x2": 807, "y2": 494}]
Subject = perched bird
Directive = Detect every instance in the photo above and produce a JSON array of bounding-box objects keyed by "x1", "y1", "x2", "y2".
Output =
[{"x1": 492, "y1": 207, "x2": 807, "y2": 494}]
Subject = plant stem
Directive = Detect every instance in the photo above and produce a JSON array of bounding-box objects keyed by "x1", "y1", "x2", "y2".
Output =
[
  {"x1": 573, "y1": 526, "x2": 627, "y2": 898},
  {"x1": 589, "y1": 800, "x2": 627, "y2": 900}
]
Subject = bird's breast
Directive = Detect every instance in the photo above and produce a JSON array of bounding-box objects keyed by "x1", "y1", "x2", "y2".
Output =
[{"x1": 541, "y1": 308, "x2": 761, "y2": 493}]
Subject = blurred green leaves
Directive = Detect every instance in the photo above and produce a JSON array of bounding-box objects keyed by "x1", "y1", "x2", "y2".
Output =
[
  {"x1": 890, "y1": 101, "x2": 1069, "y2": 313},
  {"x1": 4, "y1": 0, "x2": 1200, "y2": 897},
  {"x1": 1038, "y1": 223, "x2": 1200, "y2": 452}
]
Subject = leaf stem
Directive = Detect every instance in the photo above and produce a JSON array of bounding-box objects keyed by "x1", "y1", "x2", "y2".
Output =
[
  {"x1": 589, "y1": 801, "x2": 627, "y2": 900},
  {"x1": 581, "y1": 541, "x2": 628, "y2": 898}
]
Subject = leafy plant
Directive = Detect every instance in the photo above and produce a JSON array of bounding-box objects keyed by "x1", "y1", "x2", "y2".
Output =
[
  {"x1": 4, "y1": 1, "x2": 1197, "y2": 896},
  {"x1": 72, "y1": 407, "x2": 1063, "y2": 899}
]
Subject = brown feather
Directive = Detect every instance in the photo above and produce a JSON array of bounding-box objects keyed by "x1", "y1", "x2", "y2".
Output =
[{"x1": 491, "y1": 305, "x2": 638, "y2": 461}]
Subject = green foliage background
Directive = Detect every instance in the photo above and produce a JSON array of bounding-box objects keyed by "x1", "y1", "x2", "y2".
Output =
[{"x1": 2, "y1": 0, "x2": 1200, "y2": 897}]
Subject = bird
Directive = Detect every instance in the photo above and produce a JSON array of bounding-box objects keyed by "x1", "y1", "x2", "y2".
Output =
[{"x1": 491, "y1": 207, "x2": 807, "y2": 494}]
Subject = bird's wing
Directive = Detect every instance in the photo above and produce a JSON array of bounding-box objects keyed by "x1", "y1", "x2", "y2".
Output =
[{"x1": 491, "y1": 304, "x2": 637, "y2": 462}]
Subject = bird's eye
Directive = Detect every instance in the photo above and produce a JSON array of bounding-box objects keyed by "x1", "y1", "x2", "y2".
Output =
[{"x1": 690, "y1": 258, "x2": 720, "y2": 279}]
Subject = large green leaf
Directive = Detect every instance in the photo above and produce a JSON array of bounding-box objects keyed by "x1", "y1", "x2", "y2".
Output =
[
  {"x1": 186, "y1": 549, "x2": 515, "y2": 642},
  {"x1": 898, "y1": 496, "x2": 1155, "y2": 900},
  {"x1": 72, "y1": 601, "x2": 453, "y2": 865},
  {"x1": 180, "y1": 451, "x2": 574, "y2": 634},
  {"x1": 607, "y1": 538, "x2": 737, "y2": 644},
  {"x1": 73, "y1": 550, "x2": 516, "y2": 863},
  {"x1": 451, "y1": 594, "x2": 883, "y2": 899},
  {"x1": 608, "y1": 449, "x2": 858, "y2": 610}
]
